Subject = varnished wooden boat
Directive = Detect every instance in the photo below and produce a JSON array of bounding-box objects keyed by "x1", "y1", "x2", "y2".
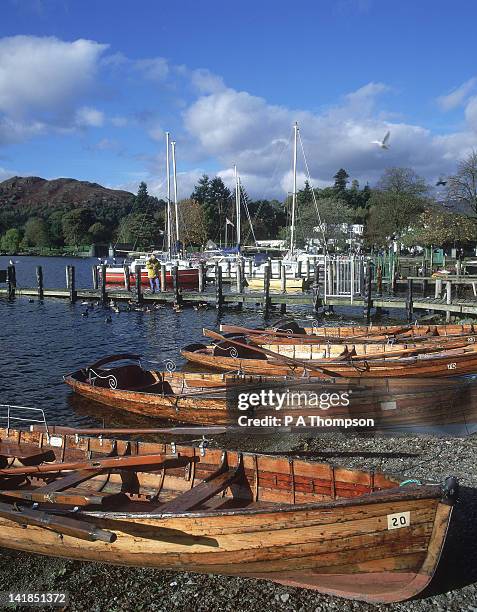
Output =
[
  {"x1": 181, "y1": 339, "x2": 477, "y2": 378},
  {"x1": 64, "y1": 355, "x2": 477, "y2": 431},
  {"x1": 220, "y1": 321, "x2": 477, "y2": 344},
  {"x1": 0, "y1": 426, "x2": 458, "y2": 603}
]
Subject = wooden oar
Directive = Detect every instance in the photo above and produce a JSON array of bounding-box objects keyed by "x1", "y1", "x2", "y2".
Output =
[
  {"x1": 32, "y1": 425, "x2": 228, "y2": 436},
  {"x1": 0, "y1": 452, "x2": 184, "y2": 477},
  {"x1": 203, "y1": 329, "x2": 340, "y2": 378},
  {"x1": 0, "y1": 501, "x2": 116, "y2": 542}
]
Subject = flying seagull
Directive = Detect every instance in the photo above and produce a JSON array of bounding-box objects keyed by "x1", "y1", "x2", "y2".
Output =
[
  {"x1": 436, "y1": 177, "x2": 447, "y2": 187},
  {"x1": 371, "y1": 131, "x2": 390, "y2": 149}
]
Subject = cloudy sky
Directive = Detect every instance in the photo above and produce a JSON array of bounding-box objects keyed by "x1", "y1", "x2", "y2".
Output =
[{"x1": 1, "y1": 0, "x2": 477, "y2": 199}]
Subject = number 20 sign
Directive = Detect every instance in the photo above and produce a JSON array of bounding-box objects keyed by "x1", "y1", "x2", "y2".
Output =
[{"x1": 387, "y1": 511, "x2": 411, "y2": 530}]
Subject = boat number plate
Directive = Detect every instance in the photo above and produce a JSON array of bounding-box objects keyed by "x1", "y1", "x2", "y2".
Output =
[
  {"x1": 447, "y1": 363, "x2": 457, "y2": 370},
  {"x1": 48, "y1": 435, "x2": 63, "y2": 448},
  {"x1": 387, "y1": 511, "x2": 410, "y2": 530}
]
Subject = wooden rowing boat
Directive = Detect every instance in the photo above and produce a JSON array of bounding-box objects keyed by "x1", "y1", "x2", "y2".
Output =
[
  {"x1": 181, "y1": 339, "x2": 477, "y2": 378},
  {"x1": 219, "y1": 321, "x2": 477, "y2": 344},
  {"x1": 64, "y1": 354, "x2": 477, "y2": 432},
  {"x1": 0, "y1": 426, "x2": 458, "y2": 603}
]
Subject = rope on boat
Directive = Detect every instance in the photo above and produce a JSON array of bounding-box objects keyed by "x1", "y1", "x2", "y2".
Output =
[{"x1": 399, "y1": 479, "x2": 422, "y2": 486}]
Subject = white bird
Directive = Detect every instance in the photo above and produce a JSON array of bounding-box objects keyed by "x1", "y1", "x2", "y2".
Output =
[{"x1": 371, "y1": 131, "x2": 390, "y2": 149}]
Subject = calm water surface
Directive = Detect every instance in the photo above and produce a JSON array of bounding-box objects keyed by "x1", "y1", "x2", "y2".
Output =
[{"x1": 1, "y1": 256, "x2": 475, "y2": 436}]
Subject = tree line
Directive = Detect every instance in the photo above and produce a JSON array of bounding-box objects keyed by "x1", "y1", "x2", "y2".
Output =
[{"x1": 1, "y1": 150, "x2": 477, "y2": 254}]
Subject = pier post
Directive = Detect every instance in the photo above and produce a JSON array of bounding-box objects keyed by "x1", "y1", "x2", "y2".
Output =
[
  {"x1": 123, "y1": 263, "x2": 131, "y2": 292},
  {"x1": 376, "y1": 265, "x2": 383, "y2": 296},
  {"x1": 248, "y1": 259, "x2": 253, "y2": 277},
  {"x1": 305, "y1": 258, "x2": 310, "y2": 281},
  {"x1": 406, "y1": 278, "x2": 414, "y2": 321},
  {"x1": 215, "y1": 264, "x2": 223, "y2": 310},
  {"x1": 297, "y1": 260, "x2": 302, "y2": 278},
  {"x1": 226, "y1": 260, "x2": 231, "y2": 281},
  {"x1": 198, "y1": 262, "x2": 205, "y2": 293},
  {"x1": 280, "y1": 262, "x2": 287, "y2": 314},
  {"x1": 92, "y1": 265, "x2": 99, "y2": 290},
  {"x1": 6, "y1": 264, "x2": 16, "y2": 299},
  {"x1": 236, "y1": 261, "x2": 243, "y2": 310},
  {"x1": 100, "y1": 264, "x2": 107, "y2": 305},
  {"x1": 160, "y1": 264, "x2": 166, "y2": 293},
  {"x1": 134, "y1": 265, "x2": 142, "y2": 304},
  {"x1": 422, "y1": 278, "x2": 428, "y2": 297},
  {"x1": 314, "y1": 260, "x2": 320, "y2": 289},
  {"x1": 446, "y1": 281, "x2": 452, "y2": 322},
  {"x1": 172, "y1": 265, "x2": 182, "y2": 305},
  {"x1": 67, "y1": 265, "x2": 77, "y2": 303},
  {"x1": 435, "y1": 278, "x2": 442, "y2": 299},
  {"x1": 36, "y1": 266, "x2": 43, "y2": 300},
  {"x1": 363, "y1": 265, "x2": 373, "y2": 323},
  {"x1": 264, "y1": 263, "x2": 271, "y2": 316}
]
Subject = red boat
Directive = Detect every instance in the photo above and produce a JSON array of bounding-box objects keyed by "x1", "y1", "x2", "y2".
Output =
[{"x1": 100, "y1": 257, "x2": 199, "y2": 289}]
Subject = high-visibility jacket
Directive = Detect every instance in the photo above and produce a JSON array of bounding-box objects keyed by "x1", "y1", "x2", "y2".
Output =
[{"x1": 146, "y1": 258, "x2": 160, "y2": 278}]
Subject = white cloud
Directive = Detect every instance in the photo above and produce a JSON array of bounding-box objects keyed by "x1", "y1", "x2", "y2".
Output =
[
  {"x1": 135, "y1": 57, "x2": 169, "y2": 81},
  {"x1": 190, "y1": 68, "x2": 226, "y2": 94},
  {"x1": 464, "y1": 96, "x2": 477, "y2": 132},
  {"x1": 437, "y1": 77, "x2": 477, "y2": 111},
  {"x1": 111, "y1": 115, "x2": 128, "y2": 127},
  {"x1": 75, "y1": 106, "x2": 104, "y2": 127},
  {"x1": 0, "y1": 166, "x2": 16, "y2": 182},
  {"x1": 0, "y1": 35, "x2": 108, "y2": 119}
]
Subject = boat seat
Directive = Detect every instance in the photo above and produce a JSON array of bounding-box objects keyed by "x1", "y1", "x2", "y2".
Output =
[
  {"x1": 157, "y1": 466, "x2": 243, "y2": 513},
  {"x1": 0, "y1": 442, "x2": 56, "y2": 467},
  {"x1": 0, "y1": 486, "x2": 129, "y2": 509}
]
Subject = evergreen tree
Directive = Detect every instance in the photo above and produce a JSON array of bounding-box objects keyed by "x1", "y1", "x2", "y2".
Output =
[
  {"x1": 333, "y1": 168, "x2": 349, "y2": 193},
  {"x1": 297, "y1": 180, "x2": 313, "y2": 206},
  {"x1": 133, "y1": 182, "x2": 150, "y2": 213},
  {"x1": 191, "y1": 175, "x2": 210, "y2": 205}
]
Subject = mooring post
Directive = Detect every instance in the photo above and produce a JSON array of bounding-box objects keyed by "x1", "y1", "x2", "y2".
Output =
[
  {"x1": 99, "y1": 263, "x2": 107, "y2": 304},
  {"x1": 215, "y1": 264, "x2": 223, "y2": 310},
  {"x1": 446, "y1": 280, "x2": 452, "y2": 323},
  {"x1": 173, "y1": 265, "x2": 182, "y2": 305},
  {"x1": 314, "y1": 260, "x2": 320, "y2": 289},
  {"x1": 36, "y1": 265, "x2": 43, "y2": 300},
  {"x1": 134, "y1": 265, "x2": 142, "y2": 304},
  {"x1": 435, "y1": 278, "x2": 442, "y2": 299},
  {"x1": 92, "y1": 265, "x2": 99, "y2": 290},
  {"x1": 406, "y1": 278, "x2": 414, "y2": 321},
  {"x1": 198, "y1": 262, "x2": 205, "y2": 292},
  {"x1": 363, "y1": 264, "x2": 373, "y2": 323},
  {"x1": 160, "y1": 264, "x2": 166, "y2": 293},
  {"x1": 279, "y1": 262, "x2": 287, "y2": 314},
  {"x1": 422, "y1": 278, "x2": 428, "y2": 297},
  {"x1": 6, "y1": 264, "x2": 16, "y2": 299},
  {"x1": 264, "y1": 263, "x2": 271, "y2": 316},
  {"x1": 376, "y1": 265, "x2": 383, "y2": 296},
  {"x1": 123, "y1": 263, "x2": 131, "y2": 292},
  {"x1": 297, "y1": 260, "x2": 302, "y2": 279},
  {"x1": 226, "y1": 260, "x2": 231, "y2": 281},
  {"x1": 305, "y1": 258, "x2": 310, "y2": 281},
  {"x1": 68, "y1": 265, "x2": 77, "y2": 303}
]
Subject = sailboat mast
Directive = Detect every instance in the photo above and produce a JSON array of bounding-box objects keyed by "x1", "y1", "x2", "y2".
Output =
[
  {"x1": 166, "y1": 131, "x2": 172, "y2": 256},
  {"x1": 171, "y1": 140, "x2": 179, "y2": 252},
  {"x1": 290, "y1": 122, "x2": 298, "y2": 256},
  {"x1": 234, "y1": 164, "x2": 241, "y2": 251}
]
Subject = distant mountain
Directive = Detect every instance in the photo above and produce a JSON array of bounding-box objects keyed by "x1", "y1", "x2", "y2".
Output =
[{"x1": 0, "y1": 176, "x2": 133, "y2": 209}]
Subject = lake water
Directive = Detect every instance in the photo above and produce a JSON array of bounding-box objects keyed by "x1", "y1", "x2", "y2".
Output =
[{"x1": 1, "y1": 256, "x2": 476, "y2": 436}]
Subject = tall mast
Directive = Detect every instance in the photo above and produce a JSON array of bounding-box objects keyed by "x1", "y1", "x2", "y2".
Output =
[
  {"x1": 290, "y1": 122, "x2": 298, "y2": 256},
  {"x1": 165, "y1": 131, "x2": 172, "y2": 256},
  {"x1": 171, "y1": 140, "x2": 179, "y2": 252},
  {"x1": 234, "y1": 164, "x2": 241, "y2": 251}
]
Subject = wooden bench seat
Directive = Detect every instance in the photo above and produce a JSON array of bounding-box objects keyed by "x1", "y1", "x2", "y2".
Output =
[{"x1": 0, "y1": 442, "x2": 56, "y2": 467}]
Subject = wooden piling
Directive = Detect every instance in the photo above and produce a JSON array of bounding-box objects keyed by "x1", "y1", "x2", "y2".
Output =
[
  {"x1": 297, "y1": 260, "x2": 302, "y2": 278},
  {"x1": 305, "y1": 258, "x2": 310, "y2": 281},
  {"x1": 134, "y1": 265, "x2": 142, "y2": 304},
  {"x1": 160, "y1": 264, "x2": 166, "y2": 293},
  {"x1": 376, "y1": 265, "x2": 383, "y2": 296},
  {"x1": 172, "y1": 265, "x2": 182, "y2": 305},
  {"x1": 198, "y1": 262, "x2": 205, "y2": 293},
  {"x1": 435, "y1": 278, "x2": 442, "y2": 299},
  {"x1": 92, "y1": 265, "x2": 99, "y2": 290},
  {"x1": 406, "y1": 278, "x2": 414, "y2": 321},
  {"x1": 100, "y1": 264, "x2": 107, "y2": 304},
  {"x1": 215, "y1": 264, "x2": 223, "y2": 310},
  {"x1": 264, "y1": 263, "x2": 271, "y2": 316},
  {"x1": 36, "y1": 266, "x2": 43, "y2": 300},
  {"x1": 422, "y1": 278, "x2": 428, "y2": 297},
  {"x1": 6, "y1": 264, "x2": 16, "y2": 299},
  {"x1": 123, "y1": 263, "x2": 131, "y2": 291},
  {"x1": 279, "y1": 262, "x2": 287, "y2": 314},
  {"x1": 446, "y1": 280, "x2": 452, "y2": 323},
  {"x1": 226, "y1": 260, "x2": 231, "y2": 281},
  {"x1": 363, "y1": 265, "x2": 372, "y2": 323},
  {"x1": 67, "y1": 265, "x2": 77, "y2": 303}
]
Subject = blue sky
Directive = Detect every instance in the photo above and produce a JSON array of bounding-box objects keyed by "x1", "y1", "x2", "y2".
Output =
[{"x1": 1, "y1": 0, "x2": 477, "y2": 199}]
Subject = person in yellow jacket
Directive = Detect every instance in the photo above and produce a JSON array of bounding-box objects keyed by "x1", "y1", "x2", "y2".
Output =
[{"x1": 146, "y1": 254, "x2": 160, "y2": 293}]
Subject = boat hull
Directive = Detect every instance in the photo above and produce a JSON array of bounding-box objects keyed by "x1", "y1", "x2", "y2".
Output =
[{"x1": 103, "y1": 268, "x2": 199, "y2": 289}]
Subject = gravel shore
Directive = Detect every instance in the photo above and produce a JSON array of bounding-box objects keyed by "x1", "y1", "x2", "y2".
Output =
[{"x1": 0, "y1": 432, "x2": 476, "y2": 611}]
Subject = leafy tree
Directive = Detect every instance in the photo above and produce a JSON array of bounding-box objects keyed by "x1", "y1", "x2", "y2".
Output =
[
  {"x1": 446, "y1": 150, "x2": 477, "y2": 214},
  {"x1": 1, "y1": 228, "x2": 22, "y2": 252},
  {"x1": 246, "y1": 199, "x2": 287, "y2": 241},
  {"x1": 403, "y1": 208, "x2": 477, "y2": 247},
  {"x1": 177, "y1": 199, "x2": 208, "y2": 245},
  {"x1": 48, "y1": 210, "x2": 65, "y2": 246},
  {"x1": 88, "y1": 222, "x2": 108, "y2": 242},
  {"x1": 62, "y1": 208, "x2": 95, "y2": 245},
  {"x1": 333, "y1": 168, "x2": 350, "y2": 193},
  {"x1": 118, "y1": 212, "x2": 163, "y2": 248},
  {"x1": 365, "y1": 191, "x2": 426, "y2": 247},
  {"x1": 23, "y1": 217, "x2": 50, "y2": 247},
  {"x1": 377, "y1": 167, "x2": 429, "y2": 198}
]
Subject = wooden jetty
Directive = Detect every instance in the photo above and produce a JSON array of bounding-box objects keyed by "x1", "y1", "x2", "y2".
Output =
[{"x1": 4, "y1": 262, "x2": 477, "y2": 319}]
